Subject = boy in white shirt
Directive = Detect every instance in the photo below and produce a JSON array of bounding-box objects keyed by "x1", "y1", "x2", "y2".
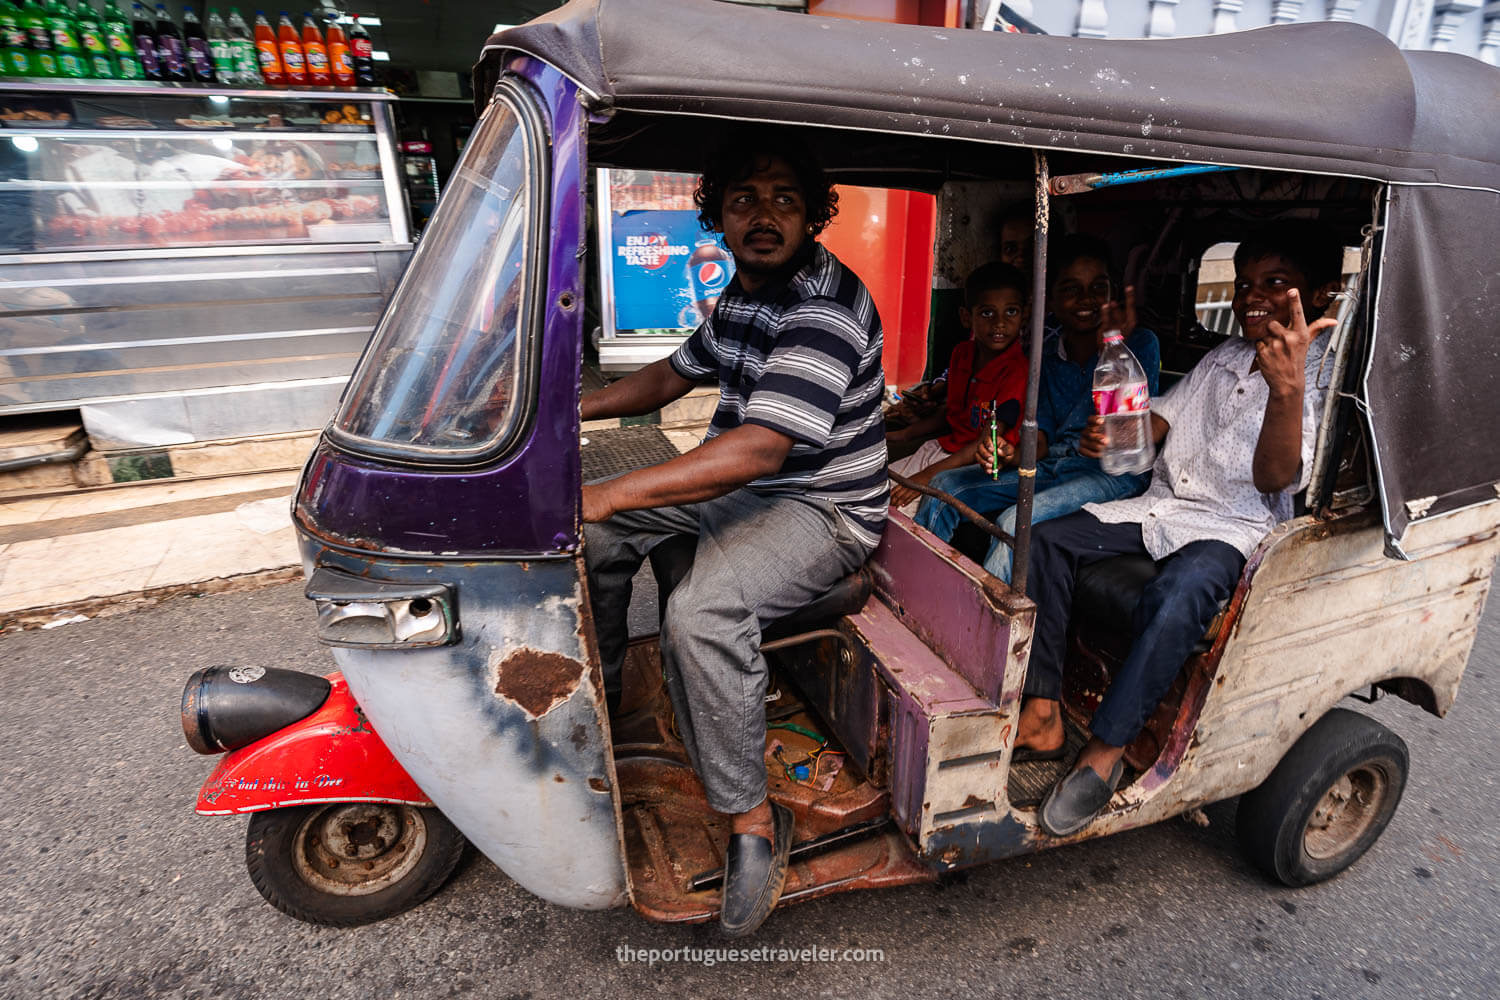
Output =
[{"x1": 1018, "y1": 224, "x2": 1346, "y2": 836}]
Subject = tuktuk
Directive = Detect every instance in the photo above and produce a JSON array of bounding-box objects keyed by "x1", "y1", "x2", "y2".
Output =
[{"x1": 179, "y1": 0, "x2": 1500, "y2": 926}]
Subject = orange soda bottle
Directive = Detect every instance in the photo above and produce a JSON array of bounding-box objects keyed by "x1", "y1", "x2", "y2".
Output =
[
  {"x1": 252, "y1": 9, "x2": 282, "y2": 85},
  {"x1": 275, "y1": 9, "x2": 304, "y2": 85},
  {"x1": 299, "y1": 11, "x2": 327, "y2": 85},
  {"x1": 324, "y1": 14, "x2": 351, "y2": 87}
]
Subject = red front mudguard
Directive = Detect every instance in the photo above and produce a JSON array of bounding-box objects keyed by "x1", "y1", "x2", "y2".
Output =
[{"x1": 194, "y1": 672, "x2": 431, "y2": 815}]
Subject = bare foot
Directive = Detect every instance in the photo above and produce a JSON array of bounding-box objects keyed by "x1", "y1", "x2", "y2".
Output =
[
  {"x1": 731, "y1": 798, "x2": 775, "y2": 840},
  {"x1": 1016, "y1": 697, "x2": 1065, "y2": 753},
  {"x1": 1073, "y1": 736, "x2": 1125, "y2": 781}
]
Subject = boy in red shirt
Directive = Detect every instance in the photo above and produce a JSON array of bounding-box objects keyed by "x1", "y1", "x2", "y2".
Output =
[{"x1": 888, "y1": 261, "x2": 1029, "y2": 511}]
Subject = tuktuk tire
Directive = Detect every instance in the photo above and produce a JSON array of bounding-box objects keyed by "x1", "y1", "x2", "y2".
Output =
[
  {"x1": 245, "y1": 803, "x2": 466, "y2": 927},
  {"x1": 1236, "y1": 707, "x2": 1408, "y2": 887}
]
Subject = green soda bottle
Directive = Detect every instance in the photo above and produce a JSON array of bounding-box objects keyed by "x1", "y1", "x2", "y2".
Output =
[
  {"x1": 72, "y1": 0, "x2": 113, "y2": 77},
  {"x1": 19, "y1": 0, "x2": 58, "y2": 75},
  {"x1": 100, "y1": 0, "x2": 138, "y2": 77},
  {"x1": 1, "y1": 2, "x2": 35, "y2": 76},
  {"x1": 44, "y1": 0, "x2": 87, "y2": 77}
]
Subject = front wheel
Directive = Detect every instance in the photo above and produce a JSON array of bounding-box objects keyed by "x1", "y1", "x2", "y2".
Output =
[
  {"x1": 246, "y1": 803, "x2": 466, "y2": 927},
  {"x1": 1236, "y1": 707, "x2": 1408, "y2": 887}
]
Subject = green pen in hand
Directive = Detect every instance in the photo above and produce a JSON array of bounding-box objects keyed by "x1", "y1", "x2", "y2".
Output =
[{"x1": 989, "y1": 403, "x2": 999, "y2": 481}]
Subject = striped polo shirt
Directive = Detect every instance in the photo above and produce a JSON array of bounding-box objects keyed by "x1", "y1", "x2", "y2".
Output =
[{"x1": 669, "y1": 242, "x2": 889, "y2": 549}]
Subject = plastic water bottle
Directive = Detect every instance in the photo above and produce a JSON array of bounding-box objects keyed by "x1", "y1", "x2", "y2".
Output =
[{"x1": 1092, "y1": 329, "x2": 1155, "y2": 476}]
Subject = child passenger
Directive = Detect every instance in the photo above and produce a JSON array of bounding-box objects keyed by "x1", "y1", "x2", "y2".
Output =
[
  {"x1": 1020, "y1": 223, "x2": 1345, "y2": 837},
  {"x1": 914, "y1": 236, "x2": 1160, "y2": 583},
  {"x1": 887, "y1": 262, "x2": 1029, "y2": 511}
]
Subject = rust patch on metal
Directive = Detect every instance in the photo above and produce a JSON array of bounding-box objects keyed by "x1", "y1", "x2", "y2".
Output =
[
  {"x1": 589, "y1": 777, "x2": 609, "y2": 792},
  {"x1": 554, "y1": 774, "x2": 566, "y2": 783},
  {"x1": 494, "y1": 647, "x2": 582, "y2": 718},
  {"x1": 570, "y1": 724, "x2": 589, "y2": 751}
]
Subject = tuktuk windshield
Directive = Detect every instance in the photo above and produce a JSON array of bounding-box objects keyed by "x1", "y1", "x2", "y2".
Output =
[{"x1": 331, "y1": 82, "x2": 546, "y2": 464}]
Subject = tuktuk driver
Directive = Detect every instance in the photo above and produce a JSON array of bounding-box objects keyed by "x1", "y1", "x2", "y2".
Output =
[{"x1": 580, "y1": 132, "x2": 887, "y2": 937}]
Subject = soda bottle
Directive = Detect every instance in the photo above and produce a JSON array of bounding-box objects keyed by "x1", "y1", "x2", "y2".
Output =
[
  {"x1": 181, "y1": 5, "x2": 214, "y2": 82},
  {"x1": 152, "y1": 1, "x2": 186, "y2": 80},
  {"x1": 275, "y1": 10, "x2": 303, "y2": 85},
  {"x1": 686, "y1": 238, "x2": 734, "y2": 322},
  {"x1": 251, "y1": 9, "x2": 279, "y2": 84},
  {"x1": 44, "y1": 0, "x2": 86, "y2": 77},
  {"x1": 298, "y1": 10, "x2": 325, "y2": 84},
  {"x1": 323, "y1": 11, "x2": 349, "y2": 86},
  {"x1": 347, "y1": 12, "x2": 372, "y2": 84},
  {"x1": 72, "y1": 0, "x2": 113, "y2": 78},
  {"x1": 19, "y1": 0, "x2": 57, "y2": 75},
  {"x1": 205, "y1": 7, "x2": 233, "y2": 79},
  {"x1": 1092, "y1": 328, "x2": 1156, "y2": 476},
  {"x1": 224, "y1": 7, "x2": 256, "y2": 84},
  {"x1": 1, "y1": 2, "x2": 35, "y2": 75},
  {"x1": 101, "y1": 0, "x2": 141, "y2": 79},
  {"x1": 128, "y1": 0, "x2": 157, "y2": 78}
]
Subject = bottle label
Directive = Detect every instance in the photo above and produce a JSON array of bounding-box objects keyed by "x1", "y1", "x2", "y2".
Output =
[
  {"x1": 27, "y1": 25, "x2": 51, "y2": 50},
  {"x1": 134, "y1": 34, "x2": 157, "y2": 71},
  {"x1": 2, "y1": 25, "x2": 25, "y2": 48},
  {"x1": 50, "y1": 25, "x2": 80, "y2": 51},
  {"x1": 106, "y1": 29, "x2": 131, "y2": 53},
  {"x1": 187, "y1": 37, "x2": 212, "y2": 76},
  {"x1": 80, "y1": 28, "x2": 105, "y2": 52},
  {"x1": 37, "y1": 51, "x2": 57, "y2": 73},
  {"x1": 331, "y1": 47, "x2": 350, "y2": 75},
  {"x1": 280, "y1": 43, "x2": 304, "y2": 72},
  {"x1": 115, "y1": 52, "x2": 141, "y2": 77},
  {"x1": 210, "y1": 37, "x2": 233, "y2": 71},
  {"x1": 159, "y1": 35, "x2": 183, "y2": 72},
  {"x1": 6, "y1": 50, "x2": 28, "y2": 74},
  {"x1": 57, "y1": 51, "x2": 85, "y2": 75},
  {"x1": 1094, "y1": 381, "x2": 1150, "y2": 416},
  {"x1": 232, "y1": 38, "x2": 256, "y2": 73},
  {"x1": 351, "y1": 37, "x2": 370, "y2": 57},
  {"x1": 305, "y1": 45, "x2": 327, "y2": 72},
  {"x1": 255, "y1": 38, "x2": 278, "y2": 68},
  {"x1": 90, "y1": 51, "x2": 113, "y2": 75}
]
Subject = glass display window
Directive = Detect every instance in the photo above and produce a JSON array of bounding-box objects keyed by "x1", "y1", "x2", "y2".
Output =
[{"x1": 0, "y1": 87, "x2": 398, "y2": 253}]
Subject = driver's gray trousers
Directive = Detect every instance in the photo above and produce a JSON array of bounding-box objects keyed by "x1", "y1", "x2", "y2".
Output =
[{"x1": 584, "y1": 488, "x2": 871, "y2": 814}]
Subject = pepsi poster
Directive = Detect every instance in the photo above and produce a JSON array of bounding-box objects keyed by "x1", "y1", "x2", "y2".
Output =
[{"x1": 601, "y1": 170, "x2": 735, "y2": 334}]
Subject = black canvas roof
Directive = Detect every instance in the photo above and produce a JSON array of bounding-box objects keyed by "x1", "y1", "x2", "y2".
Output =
[{"x1": 477, "y1": 0, "x2": 1500, "y2": 191}]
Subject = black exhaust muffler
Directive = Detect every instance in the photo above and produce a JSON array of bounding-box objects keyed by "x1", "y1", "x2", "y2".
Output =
[{"x1": 181, "y1": 666, "x2": 332, "y2": 754}]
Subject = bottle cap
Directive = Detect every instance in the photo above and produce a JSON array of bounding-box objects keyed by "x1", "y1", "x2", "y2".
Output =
[{"x1": 1102, "y1": 329, "x2": 1124, "y2": 342}]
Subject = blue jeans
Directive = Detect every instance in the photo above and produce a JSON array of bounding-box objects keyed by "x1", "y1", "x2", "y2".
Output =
[
  {"x1": 1024, "y1": 511, "x2": 1245, "y2": 747},
  {"x1": 914, "y1": 456, "x2": 1148, "y2": 583}
]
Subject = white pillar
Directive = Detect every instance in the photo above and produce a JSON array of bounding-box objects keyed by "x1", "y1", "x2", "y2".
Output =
[
  {"x1": 1147, "y1": 0, "x2": 1180, "y2": 37},
  {"x1": 1212, "y1": 0, "x2": 1243, "y2": 33},
  {"x1": 1325, "y1": 0, "x2": 1364, "y2": 20},
  {"x1": 1271, "y1": 1, "x2": 1305, "y2": 23},
  {"x1": 1482, "y1": 1, "x2": 1500, "y2": 64},
  {"x1": 1394, "y1": 0, "x2": 1437, "y2": 47},
  {"x1": 1077, "y1": 0, "x2": 1108, "y2": 38},
  {"x1": 1430, "y1": 1, "x2": 1479, "y2": 49}
]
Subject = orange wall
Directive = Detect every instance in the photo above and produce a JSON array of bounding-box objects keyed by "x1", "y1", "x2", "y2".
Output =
[
  {"x1": 820, "y1": 186, "x2": 936, "y2": 389},
  {"x1": 807, "y1": 0, "x2": 954, "y2": 388}
]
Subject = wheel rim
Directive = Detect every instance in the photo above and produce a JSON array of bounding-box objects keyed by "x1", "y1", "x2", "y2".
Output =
[
  {"x1": 291, "y1": 804, "x2": 428, "y2": 896},
  {"x1": 1302, "y1": 763, "x2": 1389, "y2": 861}
]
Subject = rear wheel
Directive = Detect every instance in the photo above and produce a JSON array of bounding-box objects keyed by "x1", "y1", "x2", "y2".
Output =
[
  {"x1": 246, "y1": 803, "x2": 465, "y2": 926},
  {"x1": 1236, "y1": 707, "x2": 1408, "y2": 886}
]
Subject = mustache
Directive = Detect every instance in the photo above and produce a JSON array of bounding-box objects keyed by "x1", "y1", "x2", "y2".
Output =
[{"x1": 746, "y1": 227, "x2": 783, "y2": 243}]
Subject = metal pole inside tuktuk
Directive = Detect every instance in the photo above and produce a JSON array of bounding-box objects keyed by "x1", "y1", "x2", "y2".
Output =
[{"x1": 1010, "y1": 151, "x2": 1049, "y2": 596}]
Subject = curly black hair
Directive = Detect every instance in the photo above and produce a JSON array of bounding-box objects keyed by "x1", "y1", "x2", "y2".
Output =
[{"x1": 694, "y1": 130, "x2": 839, "y2": 236}]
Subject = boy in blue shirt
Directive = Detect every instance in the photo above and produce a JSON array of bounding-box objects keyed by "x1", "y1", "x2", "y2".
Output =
[{"x1": 915, "y1": 235, "x2": 1159, "y2": 584}]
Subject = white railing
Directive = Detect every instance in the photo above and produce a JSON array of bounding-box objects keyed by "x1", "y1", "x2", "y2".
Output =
[{"x1": 985, "y1": 0, "x2": 1498, "y2": 64}]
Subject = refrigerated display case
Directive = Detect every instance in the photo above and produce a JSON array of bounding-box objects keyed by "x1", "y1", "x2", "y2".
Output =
[
  {"x1": 398, "y1": 139, "x2": 439, "y2": 235},
  {"x1": 0, "y1": 80, "x2": 412, "y2": 450}
]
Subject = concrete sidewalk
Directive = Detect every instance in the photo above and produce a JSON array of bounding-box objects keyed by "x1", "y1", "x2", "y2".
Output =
[{"x1": 0, "y1": 391, "x2": 711, "y2": 630}]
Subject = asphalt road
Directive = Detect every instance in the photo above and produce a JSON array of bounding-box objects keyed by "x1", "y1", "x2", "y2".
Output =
[{"x1": 2, "y1": 580, "x2": 1496, "y2": 999}]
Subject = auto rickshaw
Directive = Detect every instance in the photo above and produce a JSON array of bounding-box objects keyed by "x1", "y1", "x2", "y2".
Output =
[{"x1": 179, "y1": 0, "x2": 1500, "y2": 926}]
